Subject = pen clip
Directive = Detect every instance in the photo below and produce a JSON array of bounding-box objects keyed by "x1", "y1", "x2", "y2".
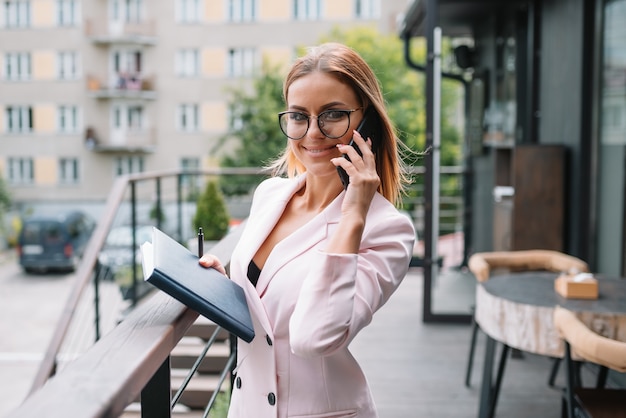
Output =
[{"x1": 197, "y1": 227, "x2": 204, "y2": 257}]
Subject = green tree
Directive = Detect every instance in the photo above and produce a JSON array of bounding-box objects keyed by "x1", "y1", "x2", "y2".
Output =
[
  {"x1": 216, "y1": 61, "x2": 285, "y2": 195},
  {"x1": 0, "y1": 175, "x2": 12, "y2": 246},
  {"x1": 0, "y1": 175, "x2": 10, "y2": 211},
  {"x1": 192, "y1": 181, "x2": 230, "y2": 240}
]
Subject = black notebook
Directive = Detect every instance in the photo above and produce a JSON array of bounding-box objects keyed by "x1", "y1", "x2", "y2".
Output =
[{"x1": 141, "y1": 227, "x2": 254, "y2": 343}]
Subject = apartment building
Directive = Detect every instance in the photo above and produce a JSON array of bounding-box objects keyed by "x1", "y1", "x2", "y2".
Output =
[{"x1": 0, "y1": 0, "x2": 408, "y2": 207}]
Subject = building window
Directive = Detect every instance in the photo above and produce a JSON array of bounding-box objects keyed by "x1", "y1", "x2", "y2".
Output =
[
  {"x1": 59, "y1": 157, "x2": 79, "y2": 184},
  {"x1": 175, "y1": 49, "x2": 199, "y2": 77},
  {"x1": 58, "y1": 105, "x2": 79, "y2": 133},
  {"x1": 4, "y1": 52, "x2": 31, "y2": 81},
  {"x1": 111, "y1": 0, "x2": 142, "y2": 23},
  {"x1": 114, "y1": 156, "x2": 144, "y2": 175},
  {"x1": 3, "y1": 0, "x2": 30, "y2": 28},
  {"x1": 57, "y1": 51, "x2": 79, "y2": 80},
  {"x1": 355, "y1": 0, "x2": 379, "y2": 19},
  {"x1": 227, "y1": 47, "x2": 256, "y2": 77},
  {"x1": 7, "y1": 157, "x2": 33, "y2": 184},
  {"x1": 127, "y1": 106, "x2": 143, "y2": 130},
  {"x1": 175, "y1": 0, "x2": 200, "y2": 23},
  {"x1": 112, "y1": 104, "x2": 143, "y2": 131},
  {"x1": 228, "y1": 0, "x2": 255, "y2": 22},
  {"x1": 5, "y1": 106, "x2": 32, "y2": 133},
  {"x1": 178, "y1": 104, "x2": 199, "y2": 132},
  {"x1": 293, "y1": 0, "x2": 321, "y2": 20},
  {"x1": 56, "y1": 0, "x2": 77, "y2": 26},
  {"x1": 112, "y1": 49, "x2": 142, "y2": 88}
]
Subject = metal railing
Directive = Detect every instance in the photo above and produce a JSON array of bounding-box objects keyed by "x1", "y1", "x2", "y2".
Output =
[{"x1": 12, "y1": 165, "x2": 468, "y2": 417}]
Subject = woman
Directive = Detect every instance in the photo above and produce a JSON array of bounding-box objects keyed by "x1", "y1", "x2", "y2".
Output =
[{"x1": 200, "y1": 43, "x2": 416, "y2": 418}]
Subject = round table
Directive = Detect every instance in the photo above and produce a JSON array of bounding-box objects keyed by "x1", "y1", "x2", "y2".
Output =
[
  {"x1": 475, "y1": 271, "x2": 626, "y2": 357},
  {"x1": 474, "y1": 272, "x2": 626, "y2": 418}
]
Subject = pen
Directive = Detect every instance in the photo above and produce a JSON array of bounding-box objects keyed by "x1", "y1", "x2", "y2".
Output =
[{"x1": 198, "y1": 227, "x2": 204, "y2": 257}]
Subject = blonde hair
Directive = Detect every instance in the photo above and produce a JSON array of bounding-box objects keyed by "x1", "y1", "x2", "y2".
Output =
[{"x1": 269, "y1": 42, "x2": 411, "y2": 206}]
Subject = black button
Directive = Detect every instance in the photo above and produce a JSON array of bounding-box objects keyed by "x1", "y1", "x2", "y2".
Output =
[
  {"x1": 266, "y1": 335, "x2": 273, "y2": 346},
  {"x1": 236, "y1": 376, "x2": 242, "y2": 389},
  {"x1": 267, "y1": 392, "x2": 276, "y2": 405}
]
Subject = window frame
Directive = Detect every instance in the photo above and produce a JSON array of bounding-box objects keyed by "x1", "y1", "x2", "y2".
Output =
[
  {"x1": 4, "y1": 51, "x2": 31, "y2": 81},
  {"x1": 7, "y1": 157, "x2": 34, "y2": 184},
  {"x1": 58, "y1": 157, "x2": 79, "y2": 184},
  {"x1": 5, "y1": 105, "x2": 33, "y2": 133},
  {"x1": 177, "y1": 103, "x2": 200, "y2": 132},
  {"x1": 175, "y1": 48, "x2": 200, "y2": 77}
]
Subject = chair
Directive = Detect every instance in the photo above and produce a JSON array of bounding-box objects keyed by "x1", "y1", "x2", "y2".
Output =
[
  {"x1": 464, "y1": 250, "x2": 589, "y2": 387},
  {"x1": 554, "y1": 306, "x2": 626, "y2": 418}
]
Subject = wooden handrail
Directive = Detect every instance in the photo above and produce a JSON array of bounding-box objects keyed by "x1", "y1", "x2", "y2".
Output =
[
  {"x1": 11, "y1": 220, "x2": 244, "y2": 417},
  {"x1": 28, "y1": 168, "x2": 265, "y2": 395}
]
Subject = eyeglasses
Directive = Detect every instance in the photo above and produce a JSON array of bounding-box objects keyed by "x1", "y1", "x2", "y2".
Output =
[{"x1": 278, "y1": 108, "x2": 362, "y2": 140}]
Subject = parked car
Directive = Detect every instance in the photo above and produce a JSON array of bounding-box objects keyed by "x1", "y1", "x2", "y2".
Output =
[
  {"x1": 98, "y1": 225, "x2": 154, "y2": 272},
  {"x1": 17, "y1": 211, "x2": 96, "y2": 273},
  {"x1": 98, "y1": 225, "x2": 156, "y2": 300}
]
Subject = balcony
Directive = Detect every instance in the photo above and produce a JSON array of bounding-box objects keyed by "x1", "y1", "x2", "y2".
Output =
[
  {"x1": 84, "y1": 19, "x2": 157, "y2": 45},
  {"x1": 86, "y1": 74, "x2": 157, "y2": 100},
  {"x1": 85, "y1": 127, "x2": 156, "y2": 153}
]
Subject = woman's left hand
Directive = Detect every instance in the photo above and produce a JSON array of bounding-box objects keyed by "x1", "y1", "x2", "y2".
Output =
[
  {"x1": 332, "y1": 129, "x2": 380, "y2": 218},
  {"x1": 198, "y1": 253, "x2": 227, "y2": 276}
]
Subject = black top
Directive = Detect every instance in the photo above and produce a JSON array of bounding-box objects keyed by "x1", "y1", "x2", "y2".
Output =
[{"x1": 247, "y1": 259, "x2": 261, "y2": 287}]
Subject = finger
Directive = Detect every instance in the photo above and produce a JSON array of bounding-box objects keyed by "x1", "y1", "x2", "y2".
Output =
[
  {"x1": 336, "y1": 143, "x2": 362, "y2": 162},
  {"x1": 198, "y1": 254, "x2": 226, "y2": 275},
  {"x1": 351, "y1": 130, "x2": 374, "y2": 156}
]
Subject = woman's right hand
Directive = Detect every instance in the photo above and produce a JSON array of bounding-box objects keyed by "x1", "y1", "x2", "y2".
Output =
[{"x1": 198, "y1": 254, "x2": 227, "y2": 276}]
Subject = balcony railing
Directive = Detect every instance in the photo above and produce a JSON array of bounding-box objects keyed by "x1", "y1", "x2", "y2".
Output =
[
  {"x1": 84, "y1": 19, "x2": 157, "y2": 45},
  {"x1": 85, "y1": 126, "x2": 157, "y2": 153},
  {"x1": 9, "y1": 166, "x2": 469, "y2": 417},
  {"x1": 86, "y1": 74, "x2": 157, "y2": 100}
]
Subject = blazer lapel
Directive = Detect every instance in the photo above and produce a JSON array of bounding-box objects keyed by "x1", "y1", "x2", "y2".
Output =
[
  {"x1": 254, "y1": 187, "x2": 343, "y2": 296},
  {"x1": 235, "y1": 176, "x2": 306, "y2": 335}
]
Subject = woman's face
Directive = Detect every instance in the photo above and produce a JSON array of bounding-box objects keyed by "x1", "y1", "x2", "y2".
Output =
[{"x1": 285, "y1": 71, "x2": 363, "y2": 178}]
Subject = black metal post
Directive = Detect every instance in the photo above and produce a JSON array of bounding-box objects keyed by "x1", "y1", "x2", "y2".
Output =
[
  {"x1": 177, "y1": 174, "x2": 183, "y2": 243},
  {"x1": 422, "y1": 0, "x2": 437, "y2": 322},
  {"x1": 93, "y1": 262, "x2": 101, "y2": 341},
  {"x1": 156, "y1": 177, "x2": 162, "y2": 230},
  {"x1": 131, "y1": 180, "x2": 138, "y2": 307},
  {"x1": 141, "y1": 357, "x2": 172, "y2": 418}
]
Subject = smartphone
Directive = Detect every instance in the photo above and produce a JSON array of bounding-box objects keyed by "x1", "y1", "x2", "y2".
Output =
[{"x1": 337, "y1": 106, "x2": 382, "y2": 189}]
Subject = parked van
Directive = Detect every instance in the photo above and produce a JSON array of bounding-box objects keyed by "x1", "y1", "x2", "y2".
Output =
[{"x1": 17, "y1": 211, "x2": 96, "y2": 273}]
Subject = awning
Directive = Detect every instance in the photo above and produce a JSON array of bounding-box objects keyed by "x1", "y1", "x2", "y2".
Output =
[{"x1": 400, "y1": 0, "x2": 527, "y2": 39}]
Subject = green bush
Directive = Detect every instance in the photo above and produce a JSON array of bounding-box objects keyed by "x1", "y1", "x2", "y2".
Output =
[{"x1": 192, "y1": 180, "x2": 230, "y2": 240}]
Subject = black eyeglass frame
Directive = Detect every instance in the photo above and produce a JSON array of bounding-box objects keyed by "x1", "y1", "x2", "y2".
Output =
[{"x1": 277, "y1": 108, "x2": 362, "y2": 140}]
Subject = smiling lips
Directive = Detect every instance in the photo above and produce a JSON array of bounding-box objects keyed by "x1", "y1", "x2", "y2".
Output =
[{"x1": 302, "y1": 144, "x2": 339, "y2": 155}]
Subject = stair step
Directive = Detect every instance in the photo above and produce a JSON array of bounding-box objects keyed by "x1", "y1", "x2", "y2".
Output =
[
  {"x1": 171, "y1": 373, "x2": 228, "y2": 410},
  {"x1": 120, "y1": 403, "x2": 208, "y2": 417},
  {"x1": 171, "y1": 340, "x2": 231, "y2": 374},
  {"x1": 186, "y1": 316, "x2": 231, "y2": 341}
]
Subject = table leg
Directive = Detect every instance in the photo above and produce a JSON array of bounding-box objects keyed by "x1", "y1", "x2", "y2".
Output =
[
  {"x1": 478, "y1": 335, "x2": 497, "y2": 418},
  {"x1": 489, "y1": 344, "x2": 510, "y2": 417}
]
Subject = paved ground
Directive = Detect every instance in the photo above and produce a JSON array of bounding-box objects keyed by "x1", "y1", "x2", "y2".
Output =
[
  {"x1": 351, "y1": 269, "x2": 572, "y2": 418},
  {"x1": 0, "y1": 251, "x2": 126, "y2": 417},
  {"x1": 1, "y1": 247, "x2": 577, "y2": 418}
]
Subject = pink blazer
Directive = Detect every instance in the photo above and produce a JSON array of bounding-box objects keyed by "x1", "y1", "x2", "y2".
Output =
[{"x1": 227, "y1": 174, "x2": 415, "y2": 418}]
